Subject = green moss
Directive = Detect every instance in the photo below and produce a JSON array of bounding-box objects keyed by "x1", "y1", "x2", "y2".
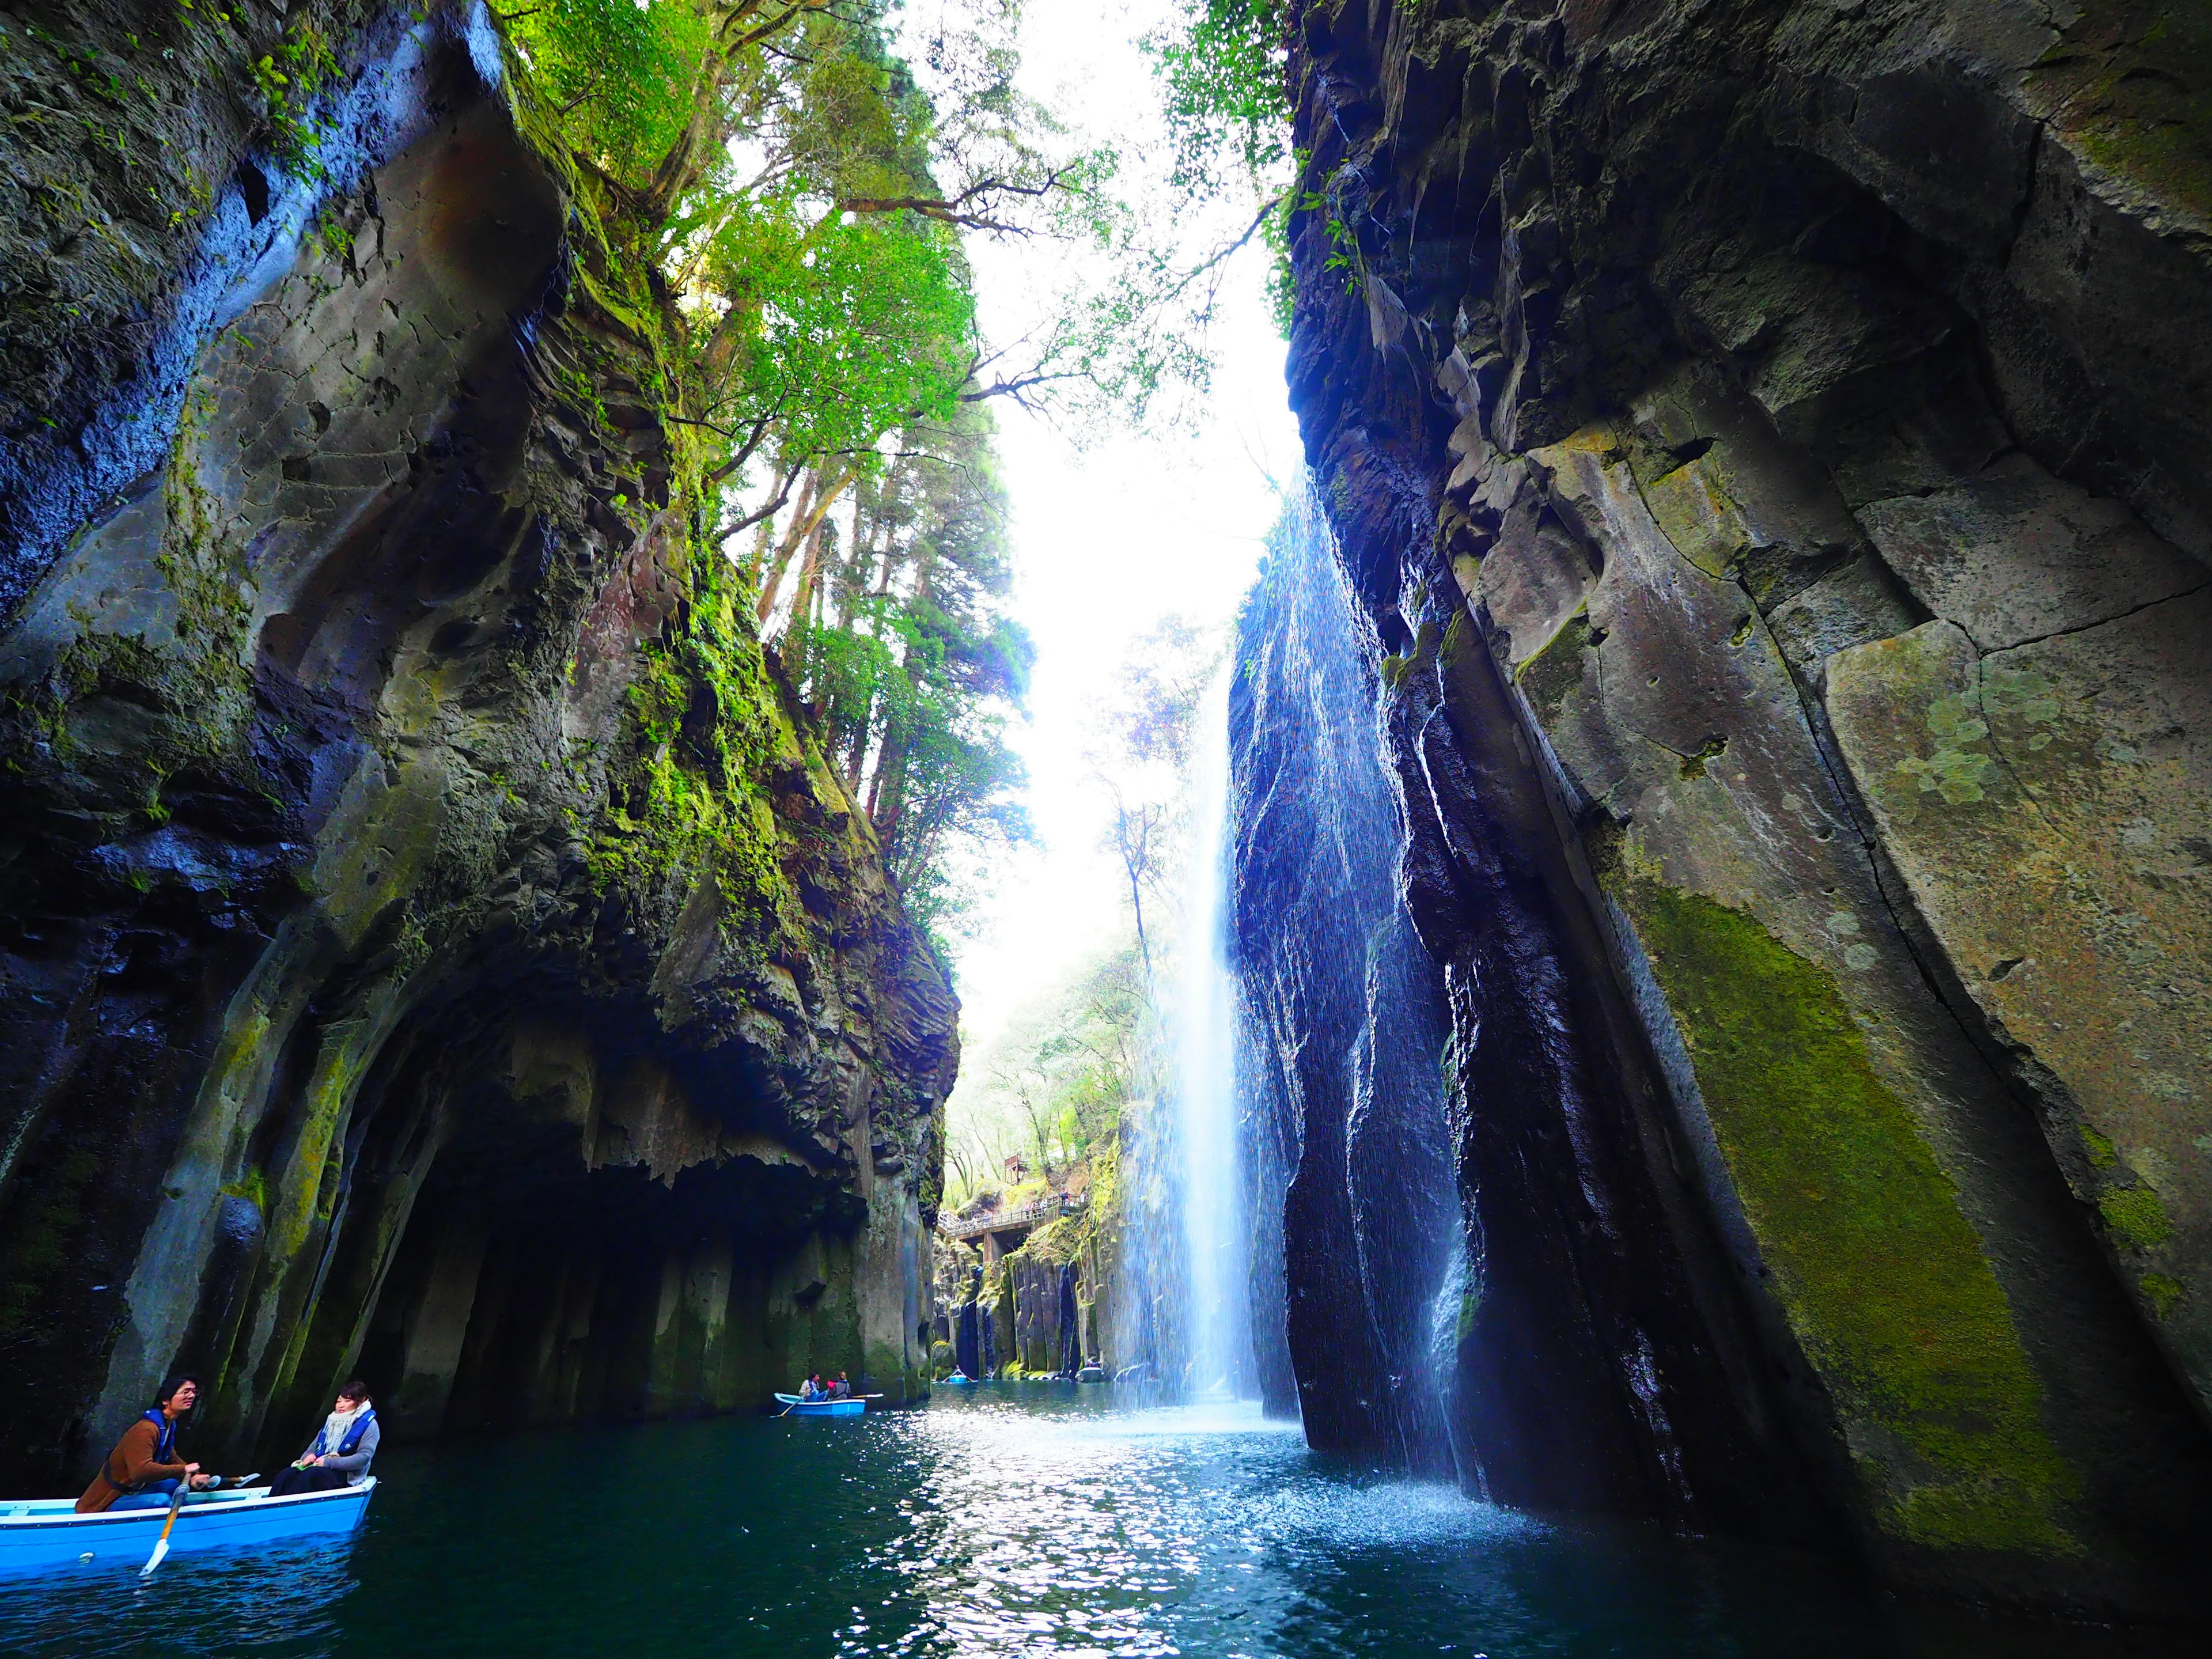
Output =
[
  {"x1": 577, "y1": 538, "x2": 825, "y2": 972},
  {"x1": 2140, "y1": 1274, "x2": 2186, "y2": 1320},
  {"x1": 2099, "y1": 1186, "x2": 2173, "y2": 1254},
  {"x1": 1377, "y1": 618, "x2": 1442, "y2": 697},
  {"x1": 219, "y1": 1168, "x2": 270, "y2": 1216},
  {"x1": 2080, "y1": 1124, "x2": 2119, "y2": 1171},
  {"x1": 1620, "y1": 876, "x2": 2080, "y2": 1555},
  {"x1": 1456, "y1": 1287, "x2": 1482, "y2": 1344},
  {"x1": 1513, "y1": 607, "x2": 1592, "y2": 721},
  {"x1": 1677, "y1": 735, "x2": 1728, "y2": 780}
]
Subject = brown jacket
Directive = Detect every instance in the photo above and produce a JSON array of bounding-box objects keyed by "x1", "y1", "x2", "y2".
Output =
[{"x1": 75, "y1": 1416, "x2": 187, "y2": 1514}]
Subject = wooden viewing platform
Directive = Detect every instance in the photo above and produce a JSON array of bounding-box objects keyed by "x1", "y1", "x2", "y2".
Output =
[{"x1": 938, "y1": 1192, "x2": 1086, "y2": 1263}]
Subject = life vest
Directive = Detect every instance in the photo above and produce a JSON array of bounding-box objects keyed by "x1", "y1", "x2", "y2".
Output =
[
  {"x1": 310, "y1": 1407, "x2": 377, "y2": 1460},
  {"x1": 102, "y1": 1410, "x2": 178, "y2": 1494}
]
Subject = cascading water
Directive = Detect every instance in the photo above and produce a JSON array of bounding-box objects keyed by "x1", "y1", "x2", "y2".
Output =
[
  {"x1": 1225, "y1": 485, "x2": 1464, "y2": 1474},
  {"x1": 1112, "y1": 665, "x2": 1260, "y2": 1399},
  {"x1": 1111, "y1": 486, "x2": 1462, "y2": 1459},
  {"x1": 1173, "y1": 668, "x2": 1249, "y2": 1397}
]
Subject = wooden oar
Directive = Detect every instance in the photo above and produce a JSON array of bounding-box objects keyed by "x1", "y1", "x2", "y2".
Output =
[{"x1": 138, "y1": 1482, "x2": 189, "y2": 1578}]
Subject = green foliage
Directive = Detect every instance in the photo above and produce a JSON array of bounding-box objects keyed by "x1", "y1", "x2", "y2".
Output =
[
  {"x1": 779, "y1": 406, "x2": 1035, "y2": 945},
  {"x1": 1147, "y1": 2, "x2": 1295, "y2": 328},
  {"x1": 493, "y1": 3, "x2": 1033, "y2": 932},
  {"x1": 690, "y1": 184, "x2": 977, "y2": 467},
  {"x1": 255, "y1": 16, "x2": 339, "y2": 178},
  {"x1": 482, "y1": 1, "x2": 1286, "y2": 938},
  {"x1": 949, "y1": 945, "x2": 1149, "y2": 1204},
  {"x1": 503, "y1": 0, "x2": 713, "y2": 181},
  {"x1": 1145, "y1": 1, "x2": 1290, "y2": 198}
]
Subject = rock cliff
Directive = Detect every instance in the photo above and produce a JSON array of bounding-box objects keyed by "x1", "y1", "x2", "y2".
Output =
[
  {"x1": 0, "y1": 2, "x2": 952, "y2": 1491},
  {"x1": 1263, "y1": 0, "x2": 2212, "y2": 1618}
]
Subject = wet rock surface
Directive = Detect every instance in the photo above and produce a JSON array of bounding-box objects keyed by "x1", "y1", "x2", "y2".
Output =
[
  {"x1": 1263, "y1": 0, "x2": 2212, "y2": 1618},
  {"x1": 0, "y1": 5, "x2": 951, "y2": 1491},
  {"x1": 1228, "y1": 497, "x2": 1459, "y2": 1471}
]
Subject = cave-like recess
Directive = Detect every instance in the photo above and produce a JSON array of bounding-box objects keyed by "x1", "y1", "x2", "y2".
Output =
[{"x1": 0, "y1": 6, "x2": 953, "y2": 1494}]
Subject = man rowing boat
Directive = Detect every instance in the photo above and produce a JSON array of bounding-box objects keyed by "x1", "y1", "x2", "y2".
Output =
[{"x1": 75, "y1": 1375, "x2": 215, "y2": 1514}]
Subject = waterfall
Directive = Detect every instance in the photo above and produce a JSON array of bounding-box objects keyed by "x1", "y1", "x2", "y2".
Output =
[
  {"x1": 1108, "y1": 485, "x2": 1461, "y2": 1459},
  {"x1": 1225, "y1": 485, "x2": 1461, "y2": 1473},
  {"x1": 1175, "y1": 668, "x2": 1249, "y2": 1397}
]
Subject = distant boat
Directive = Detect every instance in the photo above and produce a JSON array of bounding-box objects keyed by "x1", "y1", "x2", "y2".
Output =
[
  {"x1": 935, "y1": 1373, "x2": 976, "y2": 1387},
  {"x1": 0, "y1": 1480, "x2": 374, "y2": 1577},
  {"x1": 775, "y1": 1393, "x2": 863, "y2": 1417}
]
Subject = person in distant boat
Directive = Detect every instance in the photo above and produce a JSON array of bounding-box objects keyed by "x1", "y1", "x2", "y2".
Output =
[
  {"x1": 76, "y1": 1374, "x2": 214, "y2": 1513},
  {"x1": 828, "y1": 1373, "x2": 851, "y2": 1400},
  {"x1": 268, "y1": 1381, "x2": 378, "y2": 1497}
]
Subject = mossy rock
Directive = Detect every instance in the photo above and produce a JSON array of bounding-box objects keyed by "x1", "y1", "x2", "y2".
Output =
[{"x1": 1620, "y1": 877, "x2": 2082, "y2": 1555}]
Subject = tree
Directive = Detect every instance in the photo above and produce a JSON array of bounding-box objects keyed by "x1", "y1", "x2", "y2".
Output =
[
  {"x1": 960, "y1": 944, "x2": 1149, "y2": 1188},
  {"x1": 1102, "y1": 785, "x2": 1168, "y2": 980},
  {"x1": 1144, "y1": 1, "x2": 1297, "y2": 328},
  {"x1": 1089, "y1": 616, "x2": 1220, "y2": 979},
  {"x1": 490, "y1": 2, "x2": 1285, "y2": 938},
  {"x1": 496, "y1": 2, "x2": 1052, "y2": 941}
]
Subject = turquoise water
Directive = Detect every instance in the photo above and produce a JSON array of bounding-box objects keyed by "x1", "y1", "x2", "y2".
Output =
[{"x1": 0, "y1": 1388, "x2": 2131, "y2": 1657}]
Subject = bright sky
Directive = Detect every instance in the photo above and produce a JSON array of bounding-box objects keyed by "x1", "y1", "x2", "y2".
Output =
[{"x1": 912, "y1": 1, "x2": 1302, "y2": 1063}]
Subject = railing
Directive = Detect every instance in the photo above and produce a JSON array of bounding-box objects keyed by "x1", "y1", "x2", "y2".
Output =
[{"x1": 937, "y1": 1192, "x2": 1086, "y2": 1241}]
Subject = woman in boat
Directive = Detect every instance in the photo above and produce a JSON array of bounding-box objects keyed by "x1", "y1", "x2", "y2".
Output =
[
  {"x1": 75, "y1": 1374, "x2": 214, "y2": 1513},
  {"x1": 268, "y1": 1381, "x2": 378, "y2": 1497}
]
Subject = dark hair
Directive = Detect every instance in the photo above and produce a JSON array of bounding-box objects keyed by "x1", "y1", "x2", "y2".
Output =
[
  {"x1": 153, "y1": 1374, "x2": 200, "y2": 1410},
  {"x1": 338, "y1": 1379, "x2": 370, "y2": 1403}
]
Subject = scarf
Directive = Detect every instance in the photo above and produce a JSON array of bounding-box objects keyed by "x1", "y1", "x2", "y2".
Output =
[{"x1": 309, "y1": 1403, "x2": 376, "y2": 1460}]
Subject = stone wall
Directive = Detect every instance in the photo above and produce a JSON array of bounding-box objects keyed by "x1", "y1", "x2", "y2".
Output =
[
  {"x1": 0, "y1": 3, "x2": 951, "y2": 1490},
  {"x1": 1273, "y1": 0, "x2": 2212, "y2": 1618}
]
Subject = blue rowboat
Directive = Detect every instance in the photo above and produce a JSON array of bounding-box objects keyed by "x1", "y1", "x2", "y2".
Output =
[
  {"x1": 0, "y1": 1480, "x2": 374, "y2": 1577},
  {"x1": 775, "y1": 1393, "x2": 862, "y2": 1418},
  {"x1": 935, "y1": 1374, "x2": 976, "y2": 1387}
]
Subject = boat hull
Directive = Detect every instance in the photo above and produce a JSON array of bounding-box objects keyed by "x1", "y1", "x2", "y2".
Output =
[
  {"x1": 0, "y1": 1480, "x2": 375, "y2": 1577},
  {"x1": 774, "y1": 1394, "x2": 863, "y2": 1417}
]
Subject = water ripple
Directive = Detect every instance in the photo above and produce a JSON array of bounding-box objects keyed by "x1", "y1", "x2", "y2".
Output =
[{"x1": 1, "y1": 1388, "x2": 1930, "y2": 1659}]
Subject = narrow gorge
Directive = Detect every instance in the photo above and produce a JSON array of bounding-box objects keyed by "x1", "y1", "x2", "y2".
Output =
[{"x1": 0, "y1": 0, "x2": 2207, "y2": 1647}]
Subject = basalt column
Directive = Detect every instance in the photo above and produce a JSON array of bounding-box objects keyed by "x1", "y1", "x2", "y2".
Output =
[{"x1": 1270, "y1": 0, "x2": 2212, "y2": 1618}]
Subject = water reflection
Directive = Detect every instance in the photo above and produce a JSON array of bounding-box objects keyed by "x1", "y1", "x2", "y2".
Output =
[
  {"x1": 0, "y1": 1538, "x2": 353, "y2": 1657},
  {"x1": 0, "y1": 1390, "x2": 2108, "y2": 1659}
]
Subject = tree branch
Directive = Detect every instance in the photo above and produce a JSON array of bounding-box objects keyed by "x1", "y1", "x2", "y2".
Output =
[
  {"x1": 1165, "y1": 191, "x2": 1285, "y2": 302},
  {"x1": 717, "y1": 459, "x2": 804, "y2": 538},
  {"x1": 838, "y1": 168, "x2": 1077, "y2": 236}
]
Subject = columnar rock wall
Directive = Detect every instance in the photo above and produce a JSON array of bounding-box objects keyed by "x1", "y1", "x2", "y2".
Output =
[
  {"x1": 1229, "y1": 494, "x2": 1459, "y2": 1469},
  {"x1": 0, "y1": 3, "x2": 951, "y2": 1491},
  {"x1": 1272, "y1": 0, "x2": 2212, "y2": 1616}
]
